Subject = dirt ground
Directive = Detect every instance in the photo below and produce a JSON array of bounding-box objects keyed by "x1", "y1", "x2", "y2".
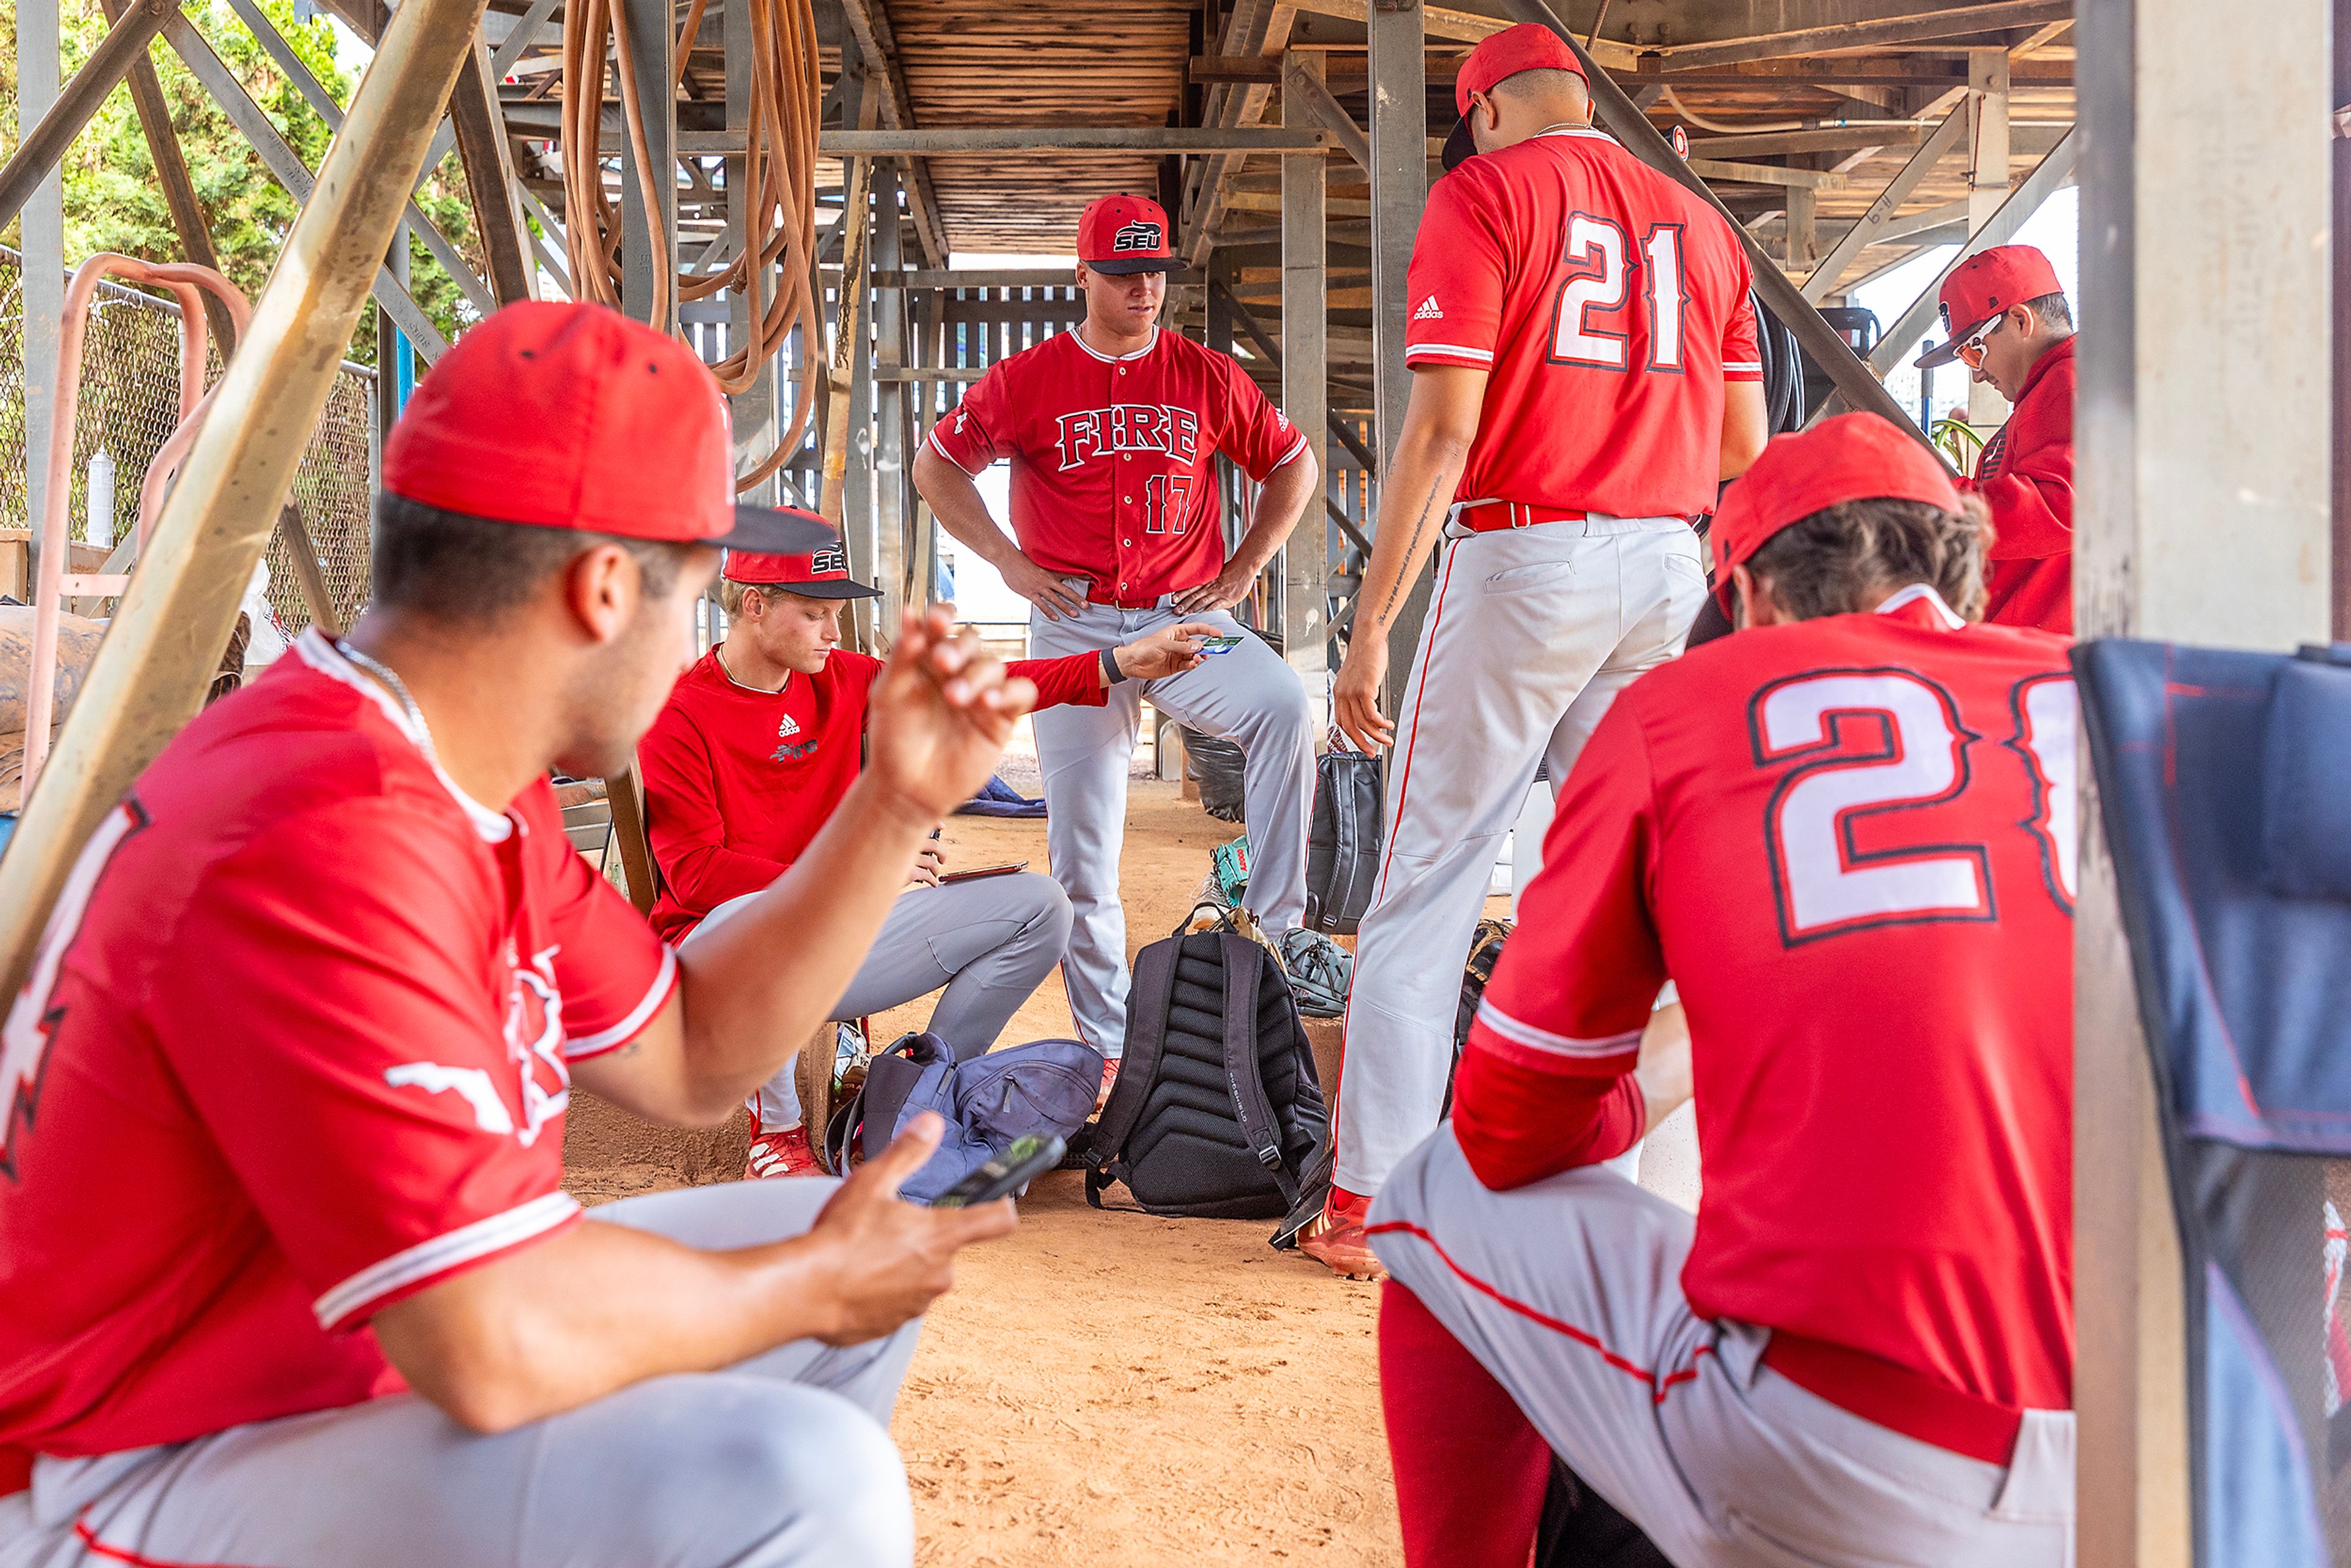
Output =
[{"x1": 563, "y1": 765, "x2": 1404, "y2": 1566}]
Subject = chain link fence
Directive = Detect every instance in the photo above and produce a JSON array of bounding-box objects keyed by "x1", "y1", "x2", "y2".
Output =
[{"x1": 0, "y1": 247, "x2": 378, "y2": 643}]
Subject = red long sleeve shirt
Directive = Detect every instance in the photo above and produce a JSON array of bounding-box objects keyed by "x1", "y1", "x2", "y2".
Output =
[
  {"x1": 1963, "y1": 334, "x2": 2075, "y2": 636},
  {"x1": 637, "y1": 647, "x2": 1104, "y2": 942}
]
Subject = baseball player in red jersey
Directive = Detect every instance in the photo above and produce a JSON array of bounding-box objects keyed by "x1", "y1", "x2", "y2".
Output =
[
  {"x1": 1368, "y1": 415, "x2": 2077, "y2": 1567},
  {"x1": 1306, "y1": 23, "x2": 1771, "y2": 1276},
  {"x1": 637, "y1": 538, "x2": 1213, "y2": 1175},
  {"x1": 913, "y1": 193, "x2": 1321, "y2": 1073},
  {"x1": 0, "y1": 305, "x2": 1035, "y2": 1568},
  {"x1": 1913, "y1": 244, "x2": 2076, "y2": 634}
]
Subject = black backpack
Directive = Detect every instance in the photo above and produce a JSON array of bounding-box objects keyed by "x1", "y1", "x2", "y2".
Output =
[
  {"x1": 1086, "y1": 923, "x2": 1329, "y2": 1218},
  {"x1": 1305, "y1": 743, "x2": 1383, "y2": 934}
]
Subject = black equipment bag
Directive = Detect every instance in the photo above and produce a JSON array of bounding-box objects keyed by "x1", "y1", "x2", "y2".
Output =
[
  {"x1": 1086, "y1": 926, "x2": 1329, "y2": 1218},
  {"x1": 1305, "y1": 742, "x2": 1383, "y2": 934},
  {"x1": 1533, "y1": 1457, "x2": 1671, "y2": 1568},
  {"x1": 1183, "y1": 728, "x2": 1248, "y2": 822}
]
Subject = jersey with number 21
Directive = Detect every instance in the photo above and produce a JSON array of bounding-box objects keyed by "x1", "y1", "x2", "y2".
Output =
[{"x1": 1404, "y1": 126, "x2": 1762, "y2": 522}]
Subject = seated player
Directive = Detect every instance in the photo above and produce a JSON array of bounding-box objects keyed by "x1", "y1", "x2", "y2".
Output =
[
  {"x1": 0, "y1": 304, "x2": 1029, "y2": 1568},
  {"x1": 1368, "y1": 414, "x2": 2077, "y2": 1567},
  {"x1": 637, "y1": 542, "x2": 1215, "y2": 1176}
]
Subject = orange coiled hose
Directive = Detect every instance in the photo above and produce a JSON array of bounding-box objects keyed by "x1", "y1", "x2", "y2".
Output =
[{"x1": 561, "y1": 0, "x2": 823, "y2": 489}]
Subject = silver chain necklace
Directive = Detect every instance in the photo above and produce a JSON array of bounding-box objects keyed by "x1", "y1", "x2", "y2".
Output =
[{"x1": 336, "y1": 639, "x2": 436, "y2": 760}]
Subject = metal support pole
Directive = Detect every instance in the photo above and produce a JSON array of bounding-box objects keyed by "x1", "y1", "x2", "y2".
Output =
[
  {"x1": 1965, "y1": 46, "x2": 2011, "y2": 426},
  {"x1": 2073, "y1": 0, "x2": 2334, "y2": 1562},
  {"x1": 873, "y1": 162, "x2": 908, "y2": 634},
  {"x1": 618, "y1": 0, "x2": 677, "y2": 331},
  {"x1": 20, "y1": 0, "x2": 64, "y2": 582},
  {"x1": 845, "y1": 174, "x2": 879, "y2": 651},
  {"x1": 0, "y1": 0, "x2": 491, "y2": 1008},
  {"x1": 726, "y1": 0, "x2": 779, "y2": 505},
  {"x1": 1282, "y1": 50, "x2": 1330, "y2": 732},
  {"x1": 1368, "y1": 0, "x2": 1428, "y2": 719}
]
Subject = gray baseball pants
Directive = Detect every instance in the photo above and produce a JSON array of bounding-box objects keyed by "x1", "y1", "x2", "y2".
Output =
[
  {"x1": 1333, "y1": 515, "x2": 1704, "y2": 1198},
  {"x1": 0, "y1": 1180, "x2": 926, "y2": 1568},
  {"x1": 1369, "y1": 1130, "x2": 2076, "y2": 1567},
  {"x1": 697, "y1": 872, "x2": 1073, "y2": 1131},
  {"x1": 1028, "y1": 588, "x2": 1314, "y2": 1057}
]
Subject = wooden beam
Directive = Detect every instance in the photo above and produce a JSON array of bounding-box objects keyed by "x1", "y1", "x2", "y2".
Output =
[
  {"x1": 1283, "y1": 50, "x2": 1330, "y2": 726},
  {"x1": 1686, "y1": 124, "x2": 1930, "y2": 160},
  {"x1": 1180, "y1": 0, "x2": 1298, "y2": 270},
  {"x1": 1284, "y1": 57, "x2": 1372, "y2": 174},
  {"x1": 96, "y1": 0, "x2": 238, "y2": 349},
  {"x1": 822, "y1": 127, "x2": 1332, "y2": 155},
  {"x1": 836, "y1": 0, "x2": 951, "y2": 269},
  {"x1": 222, "y1": 0, "x2": 497, "y2": 320},
  {"x1": 1799, "y1": 106, "x2": 1967, "y2": 302},
  {"x1": 0, "y1": 0, "x2": 178, "y2": 231},
  {"x1": 1627, "y1": 56, "x2": 2072, "y2": 88},
  {"x1": 1653, "y1": 0, "x2": 2071, "y2": 70},
  {"x1": 1288, "y1": 0, "x2": 1641, "y2": 69},
  {"x1": 1367, "y1": 0, "x2": 1429, "y2": 718},
  {"x1": 1685, "y1": 158, "x2": 1848, "y2": 190},
  {"x1": 155, "y1": 9, "x2": 453, "y2": 360},
  {"x1": 0, "y1": 0, "x2": 490, "y2": 1015},
  {"x1": 449, "y1": 29, "x2": 535, "y2": 305}
]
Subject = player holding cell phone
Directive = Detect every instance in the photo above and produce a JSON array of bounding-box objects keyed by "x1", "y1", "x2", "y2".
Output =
[{"x1": 636, "y1": 531, "x2": 1218, "y2": 1177}]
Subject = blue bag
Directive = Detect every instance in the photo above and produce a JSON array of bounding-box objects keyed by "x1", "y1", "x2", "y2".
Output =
[{"x1": 823, "y1": 1032, "x2": 1103, "y2": 1204}]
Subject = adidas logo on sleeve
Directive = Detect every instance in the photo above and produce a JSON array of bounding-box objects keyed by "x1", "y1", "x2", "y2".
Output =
[{"x1": 1412, "y1": 295, "x2": 1444, "y2": 321}]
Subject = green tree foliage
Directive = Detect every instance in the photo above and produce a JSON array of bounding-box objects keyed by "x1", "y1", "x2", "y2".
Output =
[{"x1": 1, "y1": 0, "x2": 487, "y2": 363}]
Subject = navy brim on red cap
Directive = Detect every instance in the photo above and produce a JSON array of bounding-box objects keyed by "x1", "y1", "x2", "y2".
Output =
[
  {"x1": 776, "y1": 576, "x2": 884, "y2": 601},
  {"x1": 1911, "y1": 313, "x2": 1997, "y2": 370},
  {"x1": 1084, "y1": 254, "x2": 1184, "y2": 276},
  {"x1": 1441, "y1": 116, "x2": 1480, "y2": 171},
  {"x1": 713, "y1": 503, "x2": 834, "y2": 555}
]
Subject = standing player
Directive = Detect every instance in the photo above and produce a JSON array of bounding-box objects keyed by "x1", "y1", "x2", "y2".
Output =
[
  {"x1": 912, "y1": 193, "x2": 1321, "y2": 1074},
  {"x1": 637, "y1": 536, "x2": 1215, "y2": 1175},
  {"x1": 1367, "y1": 414, "x2": 2076, "y2": 1567},
  {"x1": 1307, "y1": 23, "x2": 1771, "y2": 1277},
  {"x1": 1912, "y1": 244, "x2": 2076, "y2": 634}
]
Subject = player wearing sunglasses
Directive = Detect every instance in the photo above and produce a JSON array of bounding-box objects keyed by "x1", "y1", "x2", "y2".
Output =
[{"x1": 1913, "y1": 244, "x2": 2077, "y2": 634}]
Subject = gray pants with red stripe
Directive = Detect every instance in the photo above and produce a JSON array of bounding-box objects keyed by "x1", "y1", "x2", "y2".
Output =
[
  {"x1": 1368, "y1": 1128, "x2": 2076, "y2": 1567},
  {"x1": 1334, "y1": 513, "x2": 1705, "y2": 1199},
  {"x1": 0, "y1": 1181, "x2": 924, "y2": 1568}
]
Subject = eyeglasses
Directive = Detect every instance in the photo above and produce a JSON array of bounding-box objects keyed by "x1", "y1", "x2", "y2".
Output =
[{"x1": 1954, "y1": 315, "x2": 2004, "y2": 370}]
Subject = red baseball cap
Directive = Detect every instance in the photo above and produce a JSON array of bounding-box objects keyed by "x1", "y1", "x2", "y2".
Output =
[
  {"x1": 1078, "y1": 194, "x2": 1182, "y2": 276},
  {"x1": 1913, "y1": 244, "x2": 2064, "y2": 368},
  {"x1": 1709, "y1": 413, "x2": 1963, "y2": 615},
  {"x1": 383, "y1": 301, "x2": 828, "y2": 555},
  {"x1": 1442, "y1": 23, "x2": 1589, "y2": 171},
  {"x1": 722, "y1": 524, "x2": 882, "y2": 601}
]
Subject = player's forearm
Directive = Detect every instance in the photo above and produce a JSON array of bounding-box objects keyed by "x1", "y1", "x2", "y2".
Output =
[
  {"x1": 1354, "y1": 427, "x2": 1470, "y2": 642},
  {"x1": 375, "y1": 1214, "x2": 852, "y2": 1433},
  {"x1": 1227, "y1": 453, "x2": 1319, "y2": 577},
  {"x1": 913, "y1": 446, "x2": 1026, "y2": 573},
  {"x1": 650, "y1": 777, "x2": 937, "y2": 1122}
]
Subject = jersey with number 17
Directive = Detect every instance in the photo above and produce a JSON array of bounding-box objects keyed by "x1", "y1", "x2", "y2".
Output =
[{"x1": 1406, "y1": 127, "x2": 1762, "y2": 521}]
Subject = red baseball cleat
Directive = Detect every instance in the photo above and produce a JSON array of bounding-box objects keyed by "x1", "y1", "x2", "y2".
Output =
[
  {"x1": 1298, "y1": 1187, "x2": 1387, "y2": 1281},
  {"x1": 1096, "y1": 1056, "x2": 1121, "y2": 1112},
  {"x1": 745, "y1": 1122, "x2": 824, "y2": 1180}
]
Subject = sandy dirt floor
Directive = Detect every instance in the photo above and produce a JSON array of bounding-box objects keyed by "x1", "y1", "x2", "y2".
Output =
[{"x1": 563, "y1": 756, "x2": 1405, "y2": 1566}]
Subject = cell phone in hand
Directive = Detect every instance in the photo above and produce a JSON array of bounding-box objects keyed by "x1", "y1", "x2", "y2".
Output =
[
  {"x1": 931, "y1": 1133, "x2": 1067, "y2": 1208},
  {"x1": 1198, "y1": 634, "x2": 1245, "y2": 655},
  {"x1": 939, "y1": 860, "x2": 1029, "y2": 884}
]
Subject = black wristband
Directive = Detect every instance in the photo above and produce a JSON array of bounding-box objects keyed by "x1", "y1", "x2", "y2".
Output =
[{"x1": 1101, "y1": 646, "x2": 1126, "y2": 684}]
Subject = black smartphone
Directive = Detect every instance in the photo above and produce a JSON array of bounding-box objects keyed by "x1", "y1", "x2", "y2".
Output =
[{"x1": 929, "y1": 1133, "x2": 1067, "y2": 1208}]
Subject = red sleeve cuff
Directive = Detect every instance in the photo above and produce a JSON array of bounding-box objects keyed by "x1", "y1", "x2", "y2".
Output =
[
  {"x1": 924, "y1": 423, "x2": 990, "y2": 478},
  {"x1": 1452, "y1": 1049, "x2": 1644, "y2": 1191},
  {"x1": 1464, "y1": 996, "x2": 1641, "y2": 1078},
  {"x1": 1010, "y1": 654, "x2": 1109, "y2": 710},
  {"x1": 312, "y1": 1193, "x2": 582, "y2": 1331},
  {"x1": 1405, "y1": 343, "x2": 1496, "y2": 370}
]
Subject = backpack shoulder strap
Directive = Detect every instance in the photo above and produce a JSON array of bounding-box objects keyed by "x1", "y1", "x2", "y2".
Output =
[
  {"x1": 1217, "y1": 934, "x2": 1299, "y2": 1209},
  {"x1": 1089, "y1": 934, "x2": 1179, "y2": 1173}
]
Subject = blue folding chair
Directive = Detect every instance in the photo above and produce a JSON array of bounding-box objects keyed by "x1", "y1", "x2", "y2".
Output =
[{"x1": 2077, "y1": 639, "x2": 2351, "y2": 1564}]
